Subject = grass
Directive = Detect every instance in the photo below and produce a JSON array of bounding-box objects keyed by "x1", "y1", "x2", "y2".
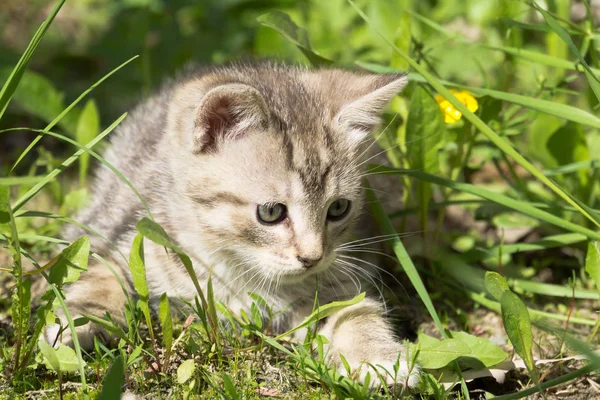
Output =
[{"x1": 2, "y1": 0, "x2": 600, "y2": 398}]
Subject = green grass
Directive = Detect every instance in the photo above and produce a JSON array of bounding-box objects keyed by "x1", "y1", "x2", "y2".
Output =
[{"x1": 2, "y1": 0, "x2": 600, "y2": 398}]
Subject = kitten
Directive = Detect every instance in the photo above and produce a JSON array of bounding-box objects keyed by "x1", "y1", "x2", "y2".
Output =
[{"x1": 45, "y1": 62, "x2": 420, "y2": 388}]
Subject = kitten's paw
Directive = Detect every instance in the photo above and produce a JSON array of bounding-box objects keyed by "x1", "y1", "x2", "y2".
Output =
[{"x1": 43, "y1": 315, "x2": 105, "y2": 350}]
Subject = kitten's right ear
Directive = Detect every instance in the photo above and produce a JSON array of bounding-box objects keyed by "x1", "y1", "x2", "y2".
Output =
[{"x1": 193, "y1": 84, "x2": 269, "y2": 153}]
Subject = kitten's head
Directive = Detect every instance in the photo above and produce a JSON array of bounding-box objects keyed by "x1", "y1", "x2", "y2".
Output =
[{"x1": 167, "y1": 64, "x2": 406, "y2": 285}]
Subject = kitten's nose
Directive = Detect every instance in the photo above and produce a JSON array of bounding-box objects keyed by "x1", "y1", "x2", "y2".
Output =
[{"x1": 297, "y1": 255, "x2": 322, "y2": 269}]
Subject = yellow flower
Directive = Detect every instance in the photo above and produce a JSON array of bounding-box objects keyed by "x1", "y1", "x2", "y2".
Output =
[{"x1": 435, "y1": 90, "x2": 479, "y2": 124}]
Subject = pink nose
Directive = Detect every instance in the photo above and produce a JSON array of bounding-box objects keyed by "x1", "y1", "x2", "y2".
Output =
[{"x1": 297, "y1": 255, "x2": 322, "y2": 269}]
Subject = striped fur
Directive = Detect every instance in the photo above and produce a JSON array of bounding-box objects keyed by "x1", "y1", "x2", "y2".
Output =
[{"x1": 48, "y1": 62, "x2": 419, "y2": 388}]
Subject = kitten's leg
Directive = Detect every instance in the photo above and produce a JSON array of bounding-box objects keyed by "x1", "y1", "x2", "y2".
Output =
[
  {"x1": 44, "y1": 259, "x2": 131, "y2": 350},
  {"x1": 317, "y1": 298, "x2": 420, "y2": 389}
]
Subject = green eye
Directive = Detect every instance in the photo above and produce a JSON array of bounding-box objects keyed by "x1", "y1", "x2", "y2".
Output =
[
  {"x1": 257, "y1": 203, "x2": 287, "y2": 224},
  {"x1": 327, "y1": 199, "x2": 351, "y2": 221}
]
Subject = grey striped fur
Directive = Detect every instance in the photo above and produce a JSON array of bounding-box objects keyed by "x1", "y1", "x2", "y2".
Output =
[{"x1": 49, "y1": 62, "x2": 420, "y2": 388}]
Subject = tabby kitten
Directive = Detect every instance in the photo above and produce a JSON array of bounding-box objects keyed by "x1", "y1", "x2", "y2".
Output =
[{"x1": 45, "y1": 62, "x2": 420, "y2": 388}]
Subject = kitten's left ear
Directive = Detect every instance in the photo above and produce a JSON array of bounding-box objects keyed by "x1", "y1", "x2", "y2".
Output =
[{"x1": 334, "y1": 74, "x2": 407, "y2": 144}]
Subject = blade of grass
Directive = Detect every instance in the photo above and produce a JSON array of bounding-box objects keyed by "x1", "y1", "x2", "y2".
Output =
[
  {"x1": 48, "y1": 282, "x2": 88, "y2": 397},
  {"x1": 0, "y1": 0, "x2": 66, "y2": 120},
  {"x1": 11, "y1": 113, "x2": 127, "y2": 212},
  {"x1": 463, "y1": 232, "x2": 587, "y2": 262},
  {"x1": 2, "y1": 127, "x2": 152, "y2": 217},
  {"x1": 349, "y1": 0, "x2": 600, "y2": 227},
  {"x1": 0, "y1": 176, "x2": 46, "y2": 186},
  {"x1": 492, "y1": 363, "x2": 598, "y2": 400},
  {"x1": 366, "y1": 185, "x2": 443, "y2": 332},
  {"x1": 9, "y1": 56, "x2": 138, "y2": 172},
  {"x1": 368, "y1": 165, "x2": 600, "y2": 241},
  {"x1": 358, "y1": 62, "x2": 600, "y2": 130}
]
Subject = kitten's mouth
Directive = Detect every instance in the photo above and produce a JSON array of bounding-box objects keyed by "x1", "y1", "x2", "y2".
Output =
[{"x1": 278, "y1": 257, "x2": 333, "y2": 284}]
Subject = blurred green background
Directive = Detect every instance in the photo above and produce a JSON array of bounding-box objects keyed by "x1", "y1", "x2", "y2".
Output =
[{"x1": 1, "y1": 0, "x2": 577, "y2": 166}]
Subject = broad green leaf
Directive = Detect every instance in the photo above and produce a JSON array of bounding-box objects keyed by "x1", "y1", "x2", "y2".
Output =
[
  {"x1": 47, "y1": 236, "x2": 90, "y2": 286},
  {"x1": 405, "y1": 86, "x2": 444, "y2": 174},
  {"x1": 76, "y1": 99, "x2": 100, "y2": 185},
  {"x1": 450, "y1": 331, "x2": 506, "y2": 368},
  {"x1": 500, "y1": 291, "x2": 535, "y2": 373},
  {"x1": 257, "y1": 11, "x2": 333, "y2": 66},
  {"x1": 416, "y1": 339, "x2": 472, "y2": 369},
  {"x1": 177, "y1": 359, "x2": 195, "y2": 384},
  {"x1": 38, "y1": 340, "x2": 60, "y2": 372},
  {"x1": 0, "y1": 0, "x2": 66, "y2": 120},
  {"x1": 417, "y1": 332, "x2": 441, "y2": 348},
  {"x1": 485, "y1": 272, "x2": 510, "y2": 301},
  {"x1": 38, "y1": 341, "x2": 84, "y2": 373},
  {"x1": 222, "y1": 374, "x2": 240, "y2": 400},
  {"x1": 129, "y1": 233, "x2": 154, "y2": 340},
  {"x1": 405, "y1": 86, "x2": 445, "y2": 230},
  {"x1": 492, "y1": 212, "x2": 540, "y2": 230},
  {"x1": 585, "y1": 241, "x2": 600, "y2": 297},
  {"x1": 159, "y1": 293, "x2": 173, "y2": 353},
  {"x1": 129, "y1": 234, "x2": 148, "y2": 300},
  {"x1": 98, "y1": 356, "x2": 125, "y2": 400}
]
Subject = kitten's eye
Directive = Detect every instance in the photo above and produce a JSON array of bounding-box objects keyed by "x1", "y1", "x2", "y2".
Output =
[
  {"x1": 327, "y1": 199, "x2": 351, "y2": 221},
  {"x1": 257, "y1": 203, "x2": 287, "y2": 225}
]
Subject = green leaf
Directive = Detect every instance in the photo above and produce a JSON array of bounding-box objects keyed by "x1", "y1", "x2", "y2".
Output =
[
  {"x1": 129, "y1": 233, "x2": 148, "y2": 300},
  {"x1": 485, "y1": 272, "x2": 510, "y2": 301},
  {"x1": 159, "y1": 293, "x2": 173, "y2": 353},
  {"x1": 390, "y1": 12, "x2": 411, "y2": 70},
  {"x1": 546, "y1": 122, "x2": 589, "y2": 185},
  {"x1": 98, "y1": 356, "x2": 125, "y2": 400},
  {"x1": 585, "y1": 241, "x2": 600, "y2": 297},
  {"x1": 358, "y1": 62, "x2": 600, "y2": 130},
  {"x1": 257, "y1": 11, "x2": 333, "y2": 66},
  {"x1": 0, "y1": 69, "x2": 76, "y2": 132},
  {"x1": 500, "y1": 291, "x2": 535, "y2": 373},
  {"x1": 129, "y1": 233, "x2": 154, "y2": 340},
  {"x1": 405, "y1": 86, "x2": 445, "y2": 229},
  {"x1": 177, "y1": 359, "x2": 195, "y2": 384},
  {"x1": 405, "y1": 84, "x2": 444, "y2": 174},
  {"x1": 275, "y1": 293, "x2": 366, "y2": 340},
  {"x1": 38, "y1": 341, "x2": 84, "y2": 373},
  {"x1": 416, "y1": 338, "x2": 472, "y2": 369},
  {"x1": 12, "y1": 112, "x2": 128, "y2": 212},
  {"x1": 348, "y1": 12, "x2": 600, "y2": 228},
  {"x1": 366, "y1": 184, "x2": 445, "y2": 336},
  {"x1": 0, "y1": 0, "x2": 66, "y2": 120},
  {"x1": 136, "y1": 218, "x2": 217, "y2": 344},
  {"x1": 47, "y1": 236, "x2": 90, "y2": 286},
  {"x1": 76, "y1": 99, "x2": 100, "y2": 185},
  {"x1": 367, "y1": 165, "x2": 600, "y2": 242},
  {"x1": 10, "y1": 55, "x2": 138, "y2": 173},
  {"x1": 222, "y1": 374, "x2": 240, "y2": 400},
  {"x1": 0, "y1": 176, "x2": 46, "y2": 186},
  {"x1": 450, "y1": 331, "x2": 506, "y2": 368}
]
